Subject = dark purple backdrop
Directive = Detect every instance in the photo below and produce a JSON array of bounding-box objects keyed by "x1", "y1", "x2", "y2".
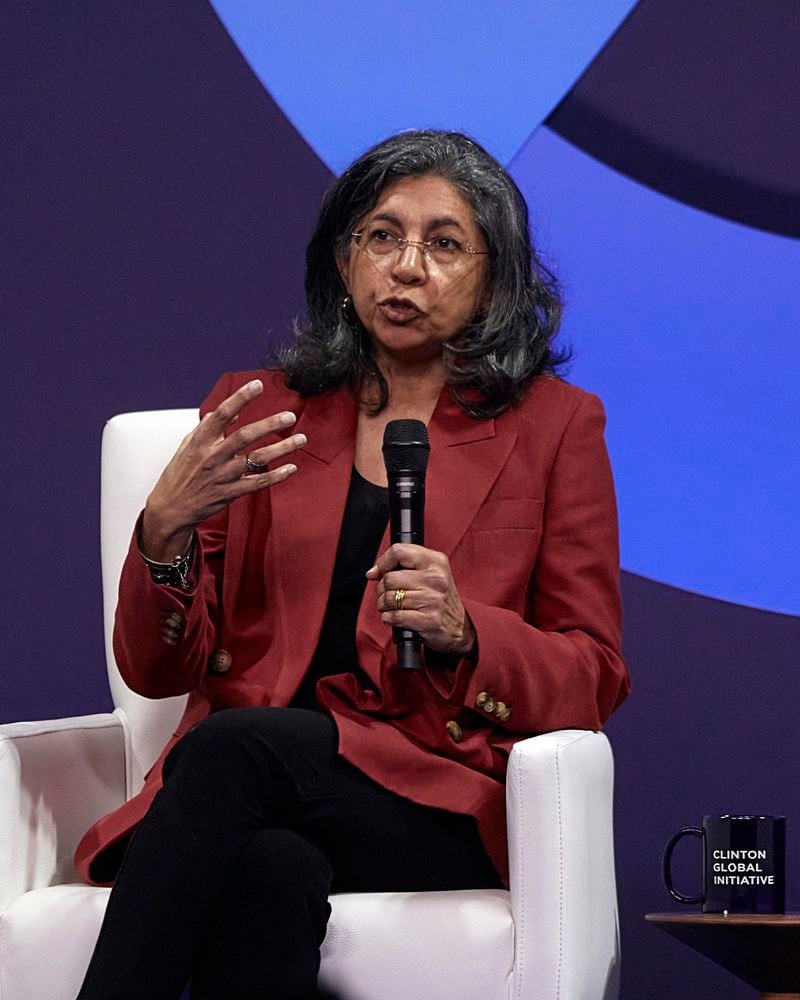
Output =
[{"x1": 3, "y1": 4, "x2": 799, "y2": 998}]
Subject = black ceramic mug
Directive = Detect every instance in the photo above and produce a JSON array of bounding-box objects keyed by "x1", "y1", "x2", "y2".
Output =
[{"x1": 662, "y1": 814, "x2": 785, "y2": 913}]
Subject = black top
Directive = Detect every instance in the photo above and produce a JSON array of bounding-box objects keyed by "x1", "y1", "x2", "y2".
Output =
[{"x1": 290, "y1": 467, "x2": 389, "y2": 710}]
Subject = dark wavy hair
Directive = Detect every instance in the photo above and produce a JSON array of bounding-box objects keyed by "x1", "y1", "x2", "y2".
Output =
[{"x1": 281, "y1": 129, "x2": 567, "y2": 419}]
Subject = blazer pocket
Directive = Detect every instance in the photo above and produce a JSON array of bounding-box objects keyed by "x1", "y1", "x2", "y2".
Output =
[{"x1": 470, "y1": 497, "x2": 543, "y2": 532}]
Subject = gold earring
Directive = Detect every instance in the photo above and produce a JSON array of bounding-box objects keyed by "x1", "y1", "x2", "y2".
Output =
[{"x1": 341, "y1": 295, "x2": 356, "y2": 323}]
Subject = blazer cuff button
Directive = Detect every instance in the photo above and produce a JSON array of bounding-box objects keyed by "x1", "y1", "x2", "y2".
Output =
[
  {"x1": 446, "y1": 720, "x2": 464, "y2": 743},
  {"x1": 209, "y1": 649, "x2": 232, "y2": 674}
]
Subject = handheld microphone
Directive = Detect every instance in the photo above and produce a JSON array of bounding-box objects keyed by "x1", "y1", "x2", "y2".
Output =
[{"x1": 382, "y1": 419, "x2": 430, "y2": 670}]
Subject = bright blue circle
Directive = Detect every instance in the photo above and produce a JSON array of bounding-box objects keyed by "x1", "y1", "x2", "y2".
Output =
[
  {"x1": 511, "y1": 128, "x2": 800, "y2": 615},
  {"x1": 209, "y1": 0, "x2": 638, "y2": 171}
]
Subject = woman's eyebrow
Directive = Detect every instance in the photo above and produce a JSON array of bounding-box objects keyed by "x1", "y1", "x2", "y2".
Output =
[
  {"x1": 428, "y1": 216, "x2": 465, "y2": 232},
  {"x1": 369, "y1": 213, "x2": 403, "y2": 227}
]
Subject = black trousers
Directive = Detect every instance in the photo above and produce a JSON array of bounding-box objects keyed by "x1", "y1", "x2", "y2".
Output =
[{"x1": 76, "y1": 707, "x2": 502, "y2": 1000}]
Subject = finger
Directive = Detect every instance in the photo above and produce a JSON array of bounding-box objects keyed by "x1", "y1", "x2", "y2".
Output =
[
  {"x1": 242, "y1": 433, "x2": 306, "y2": 472},
  {"x1": 375, "y1": 570, "x2": 422, "y2": 597},
  {"x1": 380, "y1": 609, "x2": 431, "y2": 631},
  {"x1": 217, "y1": 432, "x2": 304, "y2": 482},
  {"x1": 378, "y1": 587, "x2": 427, "y2": 614},
  {"x1": 199, "y1": 379, "x2": 268, "y2": 441},
  {"x1": 221, "y1": 462, "x2": 298, "y2": 499},
  {"x1": 222, "y1": 410, "x2": 299, "y2": 460},
  {"x1": 366, "y1": 543, "x2": 428, "y2": 578}
]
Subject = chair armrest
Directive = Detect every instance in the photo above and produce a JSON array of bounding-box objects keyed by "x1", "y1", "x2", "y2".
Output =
[
  {"x1": 506, "y1": 729, "x2": 619, "y2": 1000},
  {"x1": 0, "y1": 713, "x2": 127, "y2": 911}
]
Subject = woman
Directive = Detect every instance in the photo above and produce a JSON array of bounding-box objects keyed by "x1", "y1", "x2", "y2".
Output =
[{"x1": 75, "y1": 130, "x2": 629, "y2": 999}]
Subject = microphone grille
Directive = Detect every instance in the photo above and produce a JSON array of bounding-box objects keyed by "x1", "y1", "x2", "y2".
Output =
[{"x1": 382, "y1": 419, "x2": 430, "y2": 474}]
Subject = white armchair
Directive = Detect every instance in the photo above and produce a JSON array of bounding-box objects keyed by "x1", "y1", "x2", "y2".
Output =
[{"x1": 0, "y1": 410, "x2": 620, "y2": 1000}]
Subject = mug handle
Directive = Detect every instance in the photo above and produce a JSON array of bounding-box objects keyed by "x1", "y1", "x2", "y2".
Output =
[{"x1": 662, "y1": 827, "x2": 705, "y2": 904}]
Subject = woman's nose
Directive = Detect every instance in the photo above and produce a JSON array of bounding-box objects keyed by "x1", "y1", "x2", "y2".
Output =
[{"x1": 391, "y1": 242, "x2": 427, "y2": 283}]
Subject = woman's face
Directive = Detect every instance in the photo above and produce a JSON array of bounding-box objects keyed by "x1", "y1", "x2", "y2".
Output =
[{"x1": 338, "y1": 174, "x2": 490, "y2": 369}]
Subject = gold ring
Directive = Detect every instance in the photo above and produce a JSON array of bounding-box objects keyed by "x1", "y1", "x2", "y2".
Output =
[
  {"x1": 244, "y1": 455, "x2": 264, "y2": 474},
  {"x1": 394, "y1": 588, "x2": 406, "y2": 612}
]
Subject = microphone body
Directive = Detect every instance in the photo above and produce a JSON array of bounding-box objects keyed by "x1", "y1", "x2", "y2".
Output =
[{"x1": 382, "y1": 420, "x2": 430, "y2": 670}]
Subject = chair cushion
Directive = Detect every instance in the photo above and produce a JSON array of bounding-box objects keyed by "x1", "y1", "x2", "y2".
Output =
[
  {"x1": 0, "y1": 885, "x2": 110, "y2": 1000},
  {"x1": 0, "y1": 884, "x2": 513, "y2": 1000},
  {"x1": 321, "y1": 888, "x2": 513, "y2": 1000}
]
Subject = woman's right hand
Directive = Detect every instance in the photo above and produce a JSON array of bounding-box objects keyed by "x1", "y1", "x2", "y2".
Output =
[{"x1": 140, "y1": 379, "x2": 304, "y2": 561}]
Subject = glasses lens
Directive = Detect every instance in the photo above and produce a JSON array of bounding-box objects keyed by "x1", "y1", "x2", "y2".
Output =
[
  {"x1": 358, "y1": 230, "x2": 400, "y2": 258},
  {"x1": 426, "y1": 239, "x2": 461, "y2": 266}
]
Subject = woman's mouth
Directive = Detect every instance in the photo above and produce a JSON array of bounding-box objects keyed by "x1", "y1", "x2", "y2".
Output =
[{"x1": 378, "y1": 297, "x2": 426, "y2": 324}]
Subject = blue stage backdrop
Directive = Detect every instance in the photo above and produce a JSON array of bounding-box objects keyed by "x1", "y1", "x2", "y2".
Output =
[{"x1": 3, "y1": 3, "x2": 799, "y2": 998}]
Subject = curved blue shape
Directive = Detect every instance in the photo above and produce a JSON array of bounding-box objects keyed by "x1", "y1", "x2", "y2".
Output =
[
  {"x1": 209, "y1": 0, "x2": 638, "y2": 172},
  {"x1": 510, "y1": 128, "x2": 800, "y2": 615}
]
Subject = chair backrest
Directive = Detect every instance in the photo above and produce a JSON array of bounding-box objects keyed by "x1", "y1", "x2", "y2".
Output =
[{"x1": 100, "y1": 409, "x2": 198, "y2": 794}]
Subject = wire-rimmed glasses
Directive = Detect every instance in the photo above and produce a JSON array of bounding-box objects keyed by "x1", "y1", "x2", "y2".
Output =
[{"x1": 351, "y1": 229, "x2": 489, "y2": 268}]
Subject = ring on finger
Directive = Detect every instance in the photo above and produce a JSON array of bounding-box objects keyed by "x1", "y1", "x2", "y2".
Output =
[
  {"x1": 394, "y1": 588, "x2": 406, "y2": 612},
  {"x1": 244, "y1": 454, "x2": 265, "y2": 474}
]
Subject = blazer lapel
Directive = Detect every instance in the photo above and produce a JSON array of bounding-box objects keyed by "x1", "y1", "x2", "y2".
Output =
[
  {"x1": 268, "y1": 389, "x2": 358, "y2": 701},
  {"x1": 426, "y1": 390, "x2": 518, "y2": 556}
]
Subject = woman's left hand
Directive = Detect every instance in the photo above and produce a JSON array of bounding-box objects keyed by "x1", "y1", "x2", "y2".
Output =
[{"x1": 366, "y1": 543, "x2": 476, "y2": 658}]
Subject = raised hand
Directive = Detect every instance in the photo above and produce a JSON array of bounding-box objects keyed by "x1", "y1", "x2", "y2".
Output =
[{"x1": 141, "y1": 379, "x2": 304, "y2": 561}]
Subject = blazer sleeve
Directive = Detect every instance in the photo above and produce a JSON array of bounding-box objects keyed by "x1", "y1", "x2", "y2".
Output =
[
  {"x1": 431, "y1": 391, "x2": 629, "y2": 734},
  {"x1": 112, "y1": 374, "x2": 237, "y2": 699}
]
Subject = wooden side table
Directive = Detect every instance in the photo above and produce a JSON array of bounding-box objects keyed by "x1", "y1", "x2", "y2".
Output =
[{"x1": 646, "y1": 913, "x2": 800, "y2": 999}]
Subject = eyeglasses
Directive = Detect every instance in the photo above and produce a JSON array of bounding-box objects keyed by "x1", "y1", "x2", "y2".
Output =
[{"x1": 351, "y1": 229, "x2": 489, "y2": 268}]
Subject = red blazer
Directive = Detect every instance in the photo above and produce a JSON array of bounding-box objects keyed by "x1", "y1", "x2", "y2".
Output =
[{"x1": 76, "y1": 370, "x2": 629, "y2": 886}]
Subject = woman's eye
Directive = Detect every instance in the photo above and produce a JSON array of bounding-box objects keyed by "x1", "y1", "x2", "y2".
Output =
[
  {"x1": 433, "y1": 237, "x2": 460, "y2": 252},
  {"x1": 369, "y1": 229, "x2": 395, "y2": 243}
]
